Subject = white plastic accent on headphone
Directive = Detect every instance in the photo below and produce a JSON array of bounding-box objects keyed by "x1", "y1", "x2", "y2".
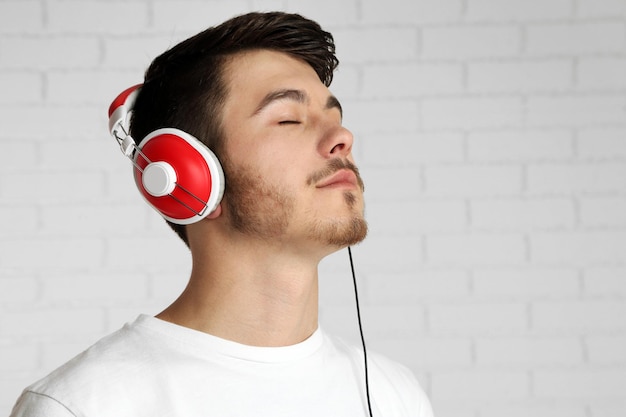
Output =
[
  {"x1": 108, "y1": 89, "x2": 140, "y2": 135},
  {"x1": 142, "y1": 161, "x2": 177, "y2": 197},
  {"x1": 135, "y1": 128, "x2": 225, "y2": 225},
  {"x1": 120, "y1": 136, "x2": 135, "y2": 157}
]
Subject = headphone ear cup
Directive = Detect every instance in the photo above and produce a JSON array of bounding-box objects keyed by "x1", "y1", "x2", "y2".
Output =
[{"x1": 134, "y1": 128, "x2": 224, "y2": 225}]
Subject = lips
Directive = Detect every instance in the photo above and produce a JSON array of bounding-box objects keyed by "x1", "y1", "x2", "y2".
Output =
[{"x1": 316, "y1": 169, "x2": 358, "y2": 188}]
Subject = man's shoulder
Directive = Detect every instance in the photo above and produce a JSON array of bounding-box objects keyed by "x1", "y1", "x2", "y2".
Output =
[
  {"x1": 22, "y1": 316, "x2": 156, "y2": 410},
  {"x1": 323, "y1": 332, "x2": 435, "y2": 417}
]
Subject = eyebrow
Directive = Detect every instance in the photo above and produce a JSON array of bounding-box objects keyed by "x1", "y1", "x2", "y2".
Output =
[{"x1": 253, "y1": 88, "x2": 343, "y2": 118}]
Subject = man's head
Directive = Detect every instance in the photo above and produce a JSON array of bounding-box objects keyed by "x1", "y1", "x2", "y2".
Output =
[
  {"x1": 217, "y1": 49, "x2": 367, "y2": 255},
  {"x1": 130, "y1": 12, "x2": 366, "y2": 250}
]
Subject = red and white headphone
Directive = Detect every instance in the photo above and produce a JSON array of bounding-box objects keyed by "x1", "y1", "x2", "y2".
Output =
[{"x1": 108, "y1": 84, "x2": 224, "y2": 225}]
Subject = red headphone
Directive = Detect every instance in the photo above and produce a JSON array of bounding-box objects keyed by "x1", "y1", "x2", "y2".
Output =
[{"x1": 108, "y1": 84, "x2": 224, "y2": 225}]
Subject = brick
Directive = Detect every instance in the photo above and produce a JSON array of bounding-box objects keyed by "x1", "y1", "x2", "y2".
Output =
[
  {"x1": 48, "y1": 1, "x2": 148, "y2": 34},
  {"x1": 285, "y1": 0, "x2": 359, "y2": 26},
  {"x1": 0, "y1": 205, "x2": 39, "y2": 236},
  {"x1": 357, "y1": 236, "x2": 424, "y2": 273},
  {"x1": 0, "y1": 277, "x2": 39, "y2": 304},
  {"x1": 532, "y1": 301, "x2": 626, "y2": 331},
  {"x1": 432, "y1": 370, "x2": 529, "y2": 401},
  {"x1": 0, "y1": 171, "x2": 105, "y2": 203},
  {"x1": 0, "y1": 238, "x2": 104, "y2": 268},
  {"x1": 362, "y1": 63, "x2": 463, "y2": 97},
  {"x1": 331, "y1": 65, "x2": 360, "y2": 99},
  {"x1": 367, "y1": 200, "x2": 467, "y2": 234},
  {"x1": 527, "y1": 22, "x2": 625, "y2": 56},
  {"x1": 362, "y1": 0, "x2": 463, "y2": 24},
  {"x1": 425, "y1": 165, "x2": 523, "y2": 196},
  {"x1": 41, "y1": 272, "x2": 148, "y2": 304},
  {"x1": 371, "y1": 337, "x2": 473, "y2": 369},
  {"x1": 361, "y1": 304, "x2": 427, "y2": 337},
  {"x1": 0, "y1": 72, "x2": 42, "y2": 104},
  {"x1": 360, "y1": 166, "x2": 422, "y2": 203},
  {"x1": 105, "y1": 172, "x2": 147, "y2": 203},
  {"x1": 344, "y1": 99, "x2": 419, "y2": 133},
  {"x1": 475, "y1": 337, "x2": 583, "y2": 366},
  {"x1": 527, "y1": 163, "x2": 626, "y2": 194},
  {"x1": 535, "y1": 369, "x2": 626, "y2": 399},
  {"x1": 40, "y1": 203, "x2": 148, "y2": 236},
  {"x1": 470, "y1": 198, "x2": 576, "y2": 230},
  {"x1": 429, "y1": 302, "x2": 527, "y2": 333},
  {"x1": 468, "y1": 130, "x2": 573, "y2": 161},
  {"x1": 40, "y1": 139, "x2": 125, "y2": 171},
  {"x1": 105, "y1": 236, "x2": 191, "y2": 270},
  {"x1": 427, "y1": 233, "x2": 527, "y2": 266},
  {"x1": 527, "y1": 95, "x2": 626, "y2": 127},
  {"x1": 0, "y1": 140, "x2": 38, "y2": 169},
  {"x1": 153, "y1": 1, "x2": 250, "y2": 34},
  {"x1": 251, "y1": 0, "x2": 285, "y2": 10},
  {"x1": 0, "y1": 105, "x2": 103, "y2": 139},
  {"x1": 532, "y1": 232, "x2": 626, "y2": 265},
  {"x1": 0, "y1": 344, "x2": 38, "y2": 371},
  {"x1": 584, "y1": 267, "x2": 626, "y2": 296},
  {"x1": 0, "y1": 37, "x2": 100, "y2": 69},
  {"x1": 102, "y1": 35, "x2": 174, "y2": 70},
  {"x1": 0, "y1": 308, "x2": 106, "y2": 337},
  {"x1": 422, "y1": 97, "x2": 523, "y2": 129},
  {"x1": 591, "y1": 405, "x2": 626, "y2": 417},
  {"x1": 47, "y1": 71, "x2": 138, "y2": 105},
  {"x1": 0, "y1": 1, "x2": 43, "y2": 33},
  {"x1": 468, "y1": 60, "x2": 572, "y2": 93},
  {"x1": 466, "y1": 0, "x2": 573, "y2": 21},
  {"x1": 367, "y1": 270, "x2": 470, "y2": 302},
  {"x1": 361, "y1": 132, "x2": 465, "y2": 166},
  {"x1": 577, "y1": 128, "x2": 626, "y2": 159},
  {"x1": 586, "y1": 336, "x2": 626, "y2": 364},
  {"x1": 580, "y1": 197, "x2": 626, "y2": 227},
  {"x1": 473, "y1": 268, "x2": 579, "y2": 297},
  {"x1": 578, "y1": 58, "x2": 626, "y2": 90},
  {"x1": 422, "y1": 26, "x2": 521, "y2": 59},
  {"x1": 333, "y1": 28, "x2": 418, "y2": 63},
  {"x1": 577, "y1": 0, "x2": 626, "y2": 17}
]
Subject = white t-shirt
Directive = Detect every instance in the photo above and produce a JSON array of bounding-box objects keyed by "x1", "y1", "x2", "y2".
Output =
[{"x1": 11, "y1": 315, "x2": 434, "y2": 417}]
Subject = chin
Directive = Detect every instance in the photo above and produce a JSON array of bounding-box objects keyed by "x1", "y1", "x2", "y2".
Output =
[{"x1": 312, "y1": 216, "x2": 368, "y2": 248}]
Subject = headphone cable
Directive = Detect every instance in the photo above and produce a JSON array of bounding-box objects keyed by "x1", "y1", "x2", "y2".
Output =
[{"x1": 348, "y1": 246, "x2": 374, "y2": 417}]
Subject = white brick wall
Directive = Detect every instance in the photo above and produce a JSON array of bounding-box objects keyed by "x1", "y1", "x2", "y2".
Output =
[{"x1": 1, "y1": 1, "x2": 626, "y2": 416}]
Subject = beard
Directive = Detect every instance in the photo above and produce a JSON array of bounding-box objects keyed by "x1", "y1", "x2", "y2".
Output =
[{"x1": 221, "y1": 157, "x2": 368, "y2": 248}]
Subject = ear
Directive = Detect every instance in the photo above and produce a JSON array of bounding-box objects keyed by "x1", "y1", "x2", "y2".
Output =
[{"x1": 206, "y1": 203, "x2": 222, "y2": 219}]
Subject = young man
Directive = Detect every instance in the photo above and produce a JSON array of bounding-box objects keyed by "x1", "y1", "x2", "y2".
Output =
[{"x1": 11, "y1": 12, "x2": 434, "y2": 417}]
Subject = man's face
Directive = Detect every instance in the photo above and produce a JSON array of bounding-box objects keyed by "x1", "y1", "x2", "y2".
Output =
[{"x1": 218, "y1": 49, "x2": 367, "y2": 254}]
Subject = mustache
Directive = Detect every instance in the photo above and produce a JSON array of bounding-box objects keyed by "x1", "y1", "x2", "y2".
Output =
[{"x1": 306, "y1": 158, "x2": 365, "y2": 191}]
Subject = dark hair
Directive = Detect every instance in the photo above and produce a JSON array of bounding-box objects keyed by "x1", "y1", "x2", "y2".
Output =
[{"x1": 130, "y1": 12, "x2": 339, "y2": 246}]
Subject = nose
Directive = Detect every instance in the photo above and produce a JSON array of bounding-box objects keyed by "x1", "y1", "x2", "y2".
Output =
[{"x1": 319, "y1": 125, "x2": 354, "y2": 158}]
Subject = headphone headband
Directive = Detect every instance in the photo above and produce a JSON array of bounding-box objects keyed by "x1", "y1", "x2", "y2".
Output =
[{"x1": 108, "y1": 84, "x2": 142, "y2": 138}]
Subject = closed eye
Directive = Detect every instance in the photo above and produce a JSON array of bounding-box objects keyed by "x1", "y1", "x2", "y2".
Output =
[{"x1": 278, "y1": 120, "x2": 301, "y2": 125}]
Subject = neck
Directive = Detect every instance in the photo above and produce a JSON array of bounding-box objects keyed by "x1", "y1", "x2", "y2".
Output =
[{"x1": 157, "y1": 232, "x2": 325, "y2": 347}]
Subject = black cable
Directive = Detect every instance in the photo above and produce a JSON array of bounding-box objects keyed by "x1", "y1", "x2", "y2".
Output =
[{"x1": 348, "y1": 246, "x2": 374, "y2": 417}]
